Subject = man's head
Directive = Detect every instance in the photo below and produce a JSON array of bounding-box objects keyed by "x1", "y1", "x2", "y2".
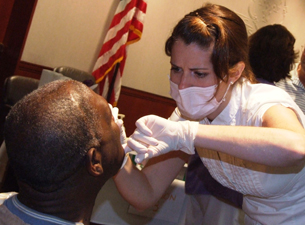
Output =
[
  {"x1": 4, "y1": 80, "x2": 124, "y2": 192},
  {"x1": 249, "y1": 24, "x2": 298, "y2": 83}
]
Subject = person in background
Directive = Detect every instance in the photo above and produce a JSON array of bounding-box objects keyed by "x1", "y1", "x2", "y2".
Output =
[
  {"x1": 0, "y1": 80, "x2": 125, "y2": 225},
  {"x1": 248, "y1": 24, "x2": 305, "y2": 114},
  {"x1": 276, "y1": 47, "x2": 305, "y2": 113},
  {"x1": 248, "y1": 24, "x2": 298, "y2": 85},
  {"x1": 115, "y1": 3, "x2": 305, "y2": 225}
]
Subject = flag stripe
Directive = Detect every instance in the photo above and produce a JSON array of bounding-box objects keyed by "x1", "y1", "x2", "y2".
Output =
[
  {"x1": 93, "y1": 31, "x2": 128, "y2": 72},
  {"x1": 94, "y1": 2, "x2": 146, "y2": 68},
  {"x1": 92, "y1": 0, "x2": 147, "y2": 105},
  {"x1": 93, "y1": 1, "x2": 146, "y2": 72},
  {"x1": 109, "y1": 0, "x2": 135, "y2": 28},
  {"x1": 102, "y1": 7, "x2": 136, "y2": 48}
]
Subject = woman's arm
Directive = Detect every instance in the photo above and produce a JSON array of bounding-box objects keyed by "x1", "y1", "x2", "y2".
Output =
[
  {"x1": 128, "y1": 105, "x2": 305, "y2": 168},
  {"x1": 113, "y1": 151, "x2": 188, "y2": 211},
  {"x1": 195, "y1": 104, "x2": 305, "y2": 167}
]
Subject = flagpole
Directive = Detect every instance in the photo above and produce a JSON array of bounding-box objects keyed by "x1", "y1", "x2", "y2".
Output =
[{"x1": 107, "y1": 62, "x2": 120, "y2": 103}]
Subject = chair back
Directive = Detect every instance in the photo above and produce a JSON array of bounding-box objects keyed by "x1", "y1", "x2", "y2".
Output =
[
  {"x1": 0, "y1": 76, "x2": 39, "y2": 192},
  {"x1": 3, "y1": 75, "x2": 39, "y2": 109},
  {"x1": 53, "y1": 66, "x2": 95, "y2": 85}
]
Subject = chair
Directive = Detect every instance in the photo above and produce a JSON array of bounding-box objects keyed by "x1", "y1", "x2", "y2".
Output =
[
  {"x1": 2, "y1": 75, "x2": 39, "y2": 109},
  {"x1": 0, "y1": 75, "x2": 39, "y2": 192},
  {"x1": 53, "y1": 66, "x2": 95, "y2": 85},
  {"x1": 1, "y1": 75, "x2": 39, "y2": 141}
]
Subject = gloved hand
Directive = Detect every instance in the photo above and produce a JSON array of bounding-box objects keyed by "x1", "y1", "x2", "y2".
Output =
[
  {"x1": 108, "y1": 104, "x2": 128, "y2": 149},
  {"x1": 108, "y1": 104, "x2": 131, "y2": 169},
  {"x1": 116, "y1": 118, "x2": 127, "y2": 145},
  {"x1": 127, "y1": 115, "x2": 199, "y2": 163}
]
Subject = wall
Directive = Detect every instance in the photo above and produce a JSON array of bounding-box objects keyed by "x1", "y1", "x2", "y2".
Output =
[{"x1": 21, "y1": 0, "x2": 305, "y2": 98}]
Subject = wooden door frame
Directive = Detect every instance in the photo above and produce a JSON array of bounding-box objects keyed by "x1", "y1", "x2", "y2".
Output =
[
  {"x1": 0, "y1": 0, "x2": 37, "y2": 144},
  {"x1": 0, "y1": 0, "x2": 38, "y2": 93}
]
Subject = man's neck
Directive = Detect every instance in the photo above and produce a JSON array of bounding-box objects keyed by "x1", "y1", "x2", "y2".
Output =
[{"x1": 17, "y1": 182, "x2": 97, "y2": 225}]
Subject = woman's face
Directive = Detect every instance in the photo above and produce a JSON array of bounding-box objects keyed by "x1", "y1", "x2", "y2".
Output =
[
  {"x1": 169, "y1": 38, "x2": 236, "y2": 120},
  {"x1": 170, "y1": 39, "x2": 218, "y2": 89}
]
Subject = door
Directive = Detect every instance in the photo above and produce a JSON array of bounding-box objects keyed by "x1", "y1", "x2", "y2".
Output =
[
  {"x1": 0, "y1": 0, "x2": 37, "y2": 144},
  {"x1": 0, "y1": 0, "x2": 37, "y2": 95}
]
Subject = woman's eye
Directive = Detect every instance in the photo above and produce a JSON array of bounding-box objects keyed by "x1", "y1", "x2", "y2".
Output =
[
  {"x1": 170, "y1": 66, "x2": 181, "y2": 73},
  {"x1": 194, "y1": 71, "x2": 208, "y2": 78}
]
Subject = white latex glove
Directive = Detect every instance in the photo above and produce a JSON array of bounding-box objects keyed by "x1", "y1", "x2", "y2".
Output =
[
  {"x1": 108, "y1": 104, "x2": 128, "y2": 152},
  {"x1": 127, "y1": 115, "x2": 199, "y2": 163},
  {"x1": 116, "y1": 118, "x2": 127, "y2": 145}
]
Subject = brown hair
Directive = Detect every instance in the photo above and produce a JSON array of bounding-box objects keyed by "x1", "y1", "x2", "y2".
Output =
[{"x1": 165, "y1": 3, "x2": 255, "y2": 83}]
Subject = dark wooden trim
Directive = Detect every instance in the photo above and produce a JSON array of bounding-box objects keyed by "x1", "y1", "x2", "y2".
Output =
[
  {"x1": 15, "y1": 61, "x2": 52, "y2": 79},
  {"x1": 0, "y1": 0, "x2": 38, "y2": 90},
  {"x1": 117, "y1": 86, "x2": 176, "y2": 136},
  {"x1": 120, "y1": 85, "x2": 176, "y2": 106},
  {"x1": 0, "y1": 0, "x2": 15, "y2": 41}
]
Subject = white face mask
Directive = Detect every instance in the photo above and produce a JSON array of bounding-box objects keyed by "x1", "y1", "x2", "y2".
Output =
[{"x1": 169, "y1": 79, "x2": 231, "y2": 121}]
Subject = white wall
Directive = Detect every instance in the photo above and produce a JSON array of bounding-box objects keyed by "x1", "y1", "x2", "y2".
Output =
[{"x1": 21, "y1": 0, "x2": 305, "y2": 98}]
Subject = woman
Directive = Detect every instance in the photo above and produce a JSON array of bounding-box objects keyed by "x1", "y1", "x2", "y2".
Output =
[{"x1": 115, "y1": 4, "x2": 305, "y2": 225}]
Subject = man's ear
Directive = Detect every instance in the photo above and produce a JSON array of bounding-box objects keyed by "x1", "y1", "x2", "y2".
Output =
[
  {"x1": 87, "y1": 148, "x2": 103, "y2": 176},
  {"x1": 228, "y1": 61, "x2": 245, "y2": 84}
]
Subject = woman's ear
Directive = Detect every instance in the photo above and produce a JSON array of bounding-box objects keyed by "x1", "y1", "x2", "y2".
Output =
[
  {"x1": 86, "y1": 148, "x2": 103, "y2": 176},
  {"x1": 228, "y1": 61, "x2": 245, "y2": 84}
]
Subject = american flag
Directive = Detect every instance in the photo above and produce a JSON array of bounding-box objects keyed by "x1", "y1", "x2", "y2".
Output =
[{"x1": 92, "y1": 0, "x2": 147, "y2": 106}]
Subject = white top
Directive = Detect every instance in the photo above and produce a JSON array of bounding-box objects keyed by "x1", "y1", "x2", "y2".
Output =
[
  {"x1": 275, "y1": 64, "x2": 305, "y2": 114},
  {"x1": 190, "y1": 79, "x2": 305, "y2": 224}
]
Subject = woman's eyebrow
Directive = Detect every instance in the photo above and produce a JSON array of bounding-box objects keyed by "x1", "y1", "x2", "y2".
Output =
[
  {"x1": 190, "y1": 67, "x2": 209, "y2": 71},
  {"x1": 170, "y1": 62, "x2": 209, "y2": 70},
  {"x1": 170, "y1": 61, "x2": 178, "y2": 67}
]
